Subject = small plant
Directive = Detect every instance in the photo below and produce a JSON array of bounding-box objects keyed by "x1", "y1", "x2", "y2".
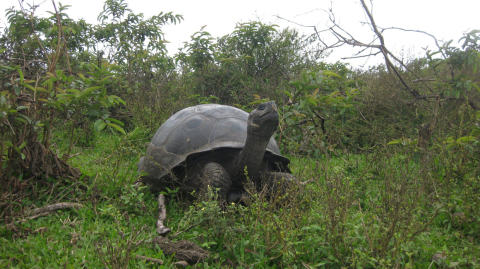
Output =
[
  {"x1": 120, "y1": 184, "x2": 148, "y2": 213},
  {"x1": 281, "y1": 69, "x2": 359, "y2": 154},
  {"x1": 99, "y1": 204, "x2": 122, "y2": 220}
]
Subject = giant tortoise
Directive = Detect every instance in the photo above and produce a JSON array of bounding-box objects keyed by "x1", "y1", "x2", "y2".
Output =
[{"x1": 137, "y1": 101, "x2": 295, "y2": 202}]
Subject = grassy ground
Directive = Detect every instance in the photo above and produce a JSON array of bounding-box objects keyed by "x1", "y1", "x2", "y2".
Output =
[{"x1": 1, "y1": 126, "x2": 479, "y2": 268}]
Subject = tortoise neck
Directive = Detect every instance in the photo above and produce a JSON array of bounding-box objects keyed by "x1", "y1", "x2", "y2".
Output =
[{"x1": 233, "y1": 131, "x2": 271, "y2": 180}]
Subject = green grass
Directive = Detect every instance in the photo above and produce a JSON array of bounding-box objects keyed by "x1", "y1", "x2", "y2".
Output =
[{"x1": 1, "y1": 126, "x2": 479, "y2": 268}]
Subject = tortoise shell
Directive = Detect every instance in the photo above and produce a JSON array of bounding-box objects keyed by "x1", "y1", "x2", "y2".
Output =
[{"x1": 141, "y1": 104, "x2": 290, "y2": 182}]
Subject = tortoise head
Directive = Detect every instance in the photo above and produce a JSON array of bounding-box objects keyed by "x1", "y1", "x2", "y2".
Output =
[{"x1": 247, "y1": 101, "x2": 279, "y2": 139}]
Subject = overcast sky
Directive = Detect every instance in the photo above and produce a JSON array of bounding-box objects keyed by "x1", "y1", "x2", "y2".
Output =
[{"x1": 1, "y1": 0, "x2": 478, "y2": 68}]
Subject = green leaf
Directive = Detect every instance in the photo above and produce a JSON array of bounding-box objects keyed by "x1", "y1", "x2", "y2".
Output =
[
  {"x1": 35, "y1": 87, "x2": 49, "y2": 93},
  {"x1": 106, "y1": 118, "x2": 125, "y2": 126},
  {"x1": 116, "y1": 96, "x2": 126, "y2": 105},
  {"x1": 306, "y1": 97, "x2": 317, "y2": 106},
  {"x1": 283, "y1": 91, "x2": 293, "y2": 99},
  {"x1": 453, "y1": 90, "x2": 461, "y2": 99},
  {"x1": 473, "y1": 83, "x2": 480, "y2": 93},
  {"x1": 20, "y1": 83, "x2": 36, "y2": 92},
  {"x1": 315, "y1": 73, "x2": 323, "y2": 84},
  {"x1": 56, "y1": 69, "x2": 64, "y2": 78},
  {"x1": 18, "y1": 141, "x2": 27, "y2": 150},
  {"x1": 106, "y1": 122, "x2": 126, "y2": 134},
  {"x1": 15, "y1": 117, "x2": 26, "y2": 123},
  {"x1": 4, "y1": 141, "x2": 13, "y2": 147},
  {"x1": 83, "y1": 86, "x2": 102, "y2": 96},
  {"x1": 456, "y1": 136, "x2": 476, "y2": 143},
  {"x1": 66, "y1": 89, "x2": 82, "y2": 96},
  {"x1": 448, "y1": 262, "x2": 459, "y2": 268},
  {"x1": 13, "y1": 86, "x2": 21, "y2": 95},
  {"x1": 314, "y1": 262, "x2": 333, "y2": 267},
  {"x1": 301, "y1": 224, "x2": 321, "y2": 231},
  {"x1": 16, "y1": 106, "x2": 29, "y2": 110},
  {"x1": 94, "y1": 119, "x2": 106, "y2": 131},
  {"x1": 322, "y1": 70, "x2": 342, "y2": 78},
  {"x1": 18, "y1": 68, "x2": 24, "y2": 83},
  {"x1": 289, "y1": 81, "x2": 302, "y2": 91},
  {"x1": 302, "y1": 73, "x2": 308, "y2": 84},
  {"x1": 304, "y1": 85, "x2": 319, "y2": 91},
  {"x1": 17, "y1": 114, "x2": 32, "y2": 124}
]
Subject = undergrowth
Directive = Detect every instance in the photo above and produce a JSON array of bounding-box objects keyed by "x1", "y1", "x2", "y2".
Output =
[{"x1": 1, "y1": 127, "x2": 479, "y2": 268}]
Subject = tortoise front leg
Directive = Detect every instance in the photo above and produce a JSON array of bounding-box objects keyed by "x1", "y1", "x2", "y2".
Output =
[
  {"x1": 201, "y1": 162, "x2": 232, "y2": 199},
  {"x1": 260, "y1": 171, "x2": 298, "y2": 197}
]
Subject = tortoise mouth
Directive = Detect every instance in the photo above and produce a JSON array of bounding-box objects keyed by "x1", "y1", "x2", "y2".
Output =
[
  {"x1": 249, "y1": 112, "x2": 279, "y2": 138},
  {"x1": 251, "y1": 111, "x2": 279, "y2": 128},
  {"x1": 259, "y1": 110, "x2": 279, "y2": 120}
]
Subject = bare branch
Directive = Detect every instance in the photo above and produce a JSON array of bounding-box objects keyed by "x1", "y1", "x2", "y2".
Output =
[
  {"x1": 24, "y1": 202, "x2": 84, "y2": 216},
  {"x1": 359, "y1": 0, "x2": 390, "y2": 71},
  {"x1": 135, "y1": 255, "x2": 164, "y2": 265},
  {"x1": 274, "y1": 15, "x2": 328, "y2": 47},
  {"x1": 342, "y1": 51, "x2": 381, "y2": 60},
  {"x1": 412, "y1": 79, "x2": 436, "y2": 83},
  {"x1": 377, "y1": 26, "x2": 445, "y2": 57},
  {"x1": 156, "y1": 193, "x2": 171, "y2": 235}
]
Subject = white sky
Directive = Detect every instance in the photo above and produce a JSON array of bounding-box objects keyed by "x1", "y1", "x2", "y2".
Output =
[{"x1": 1, "y1": 0, "x2": 479, "y2": 68}]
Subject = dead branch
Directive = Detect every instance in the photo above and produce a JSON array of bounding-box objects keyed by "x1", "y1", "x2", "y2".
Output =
[
  {"x1": 173, "y1": 261, "x2": 189, "y2": 267},
  {"x1": 377, "y1": 26, "x2": 444, "y2": 57},
  {"x1": 170, "y1": 223, "x2": 200, "y2": 239},
  {"x1": 273, "y1": 15, "x2": 329, "y2": 48},
  {"x1": 1, "y1": 58, "x2": 47, "y2": 64},
  {"x1": 295, "y1": 119, "x2": 314, "y2": 126},
  {"x1": 135, "y1": 255, "x2": 164, "y2": 265},
  {"x1": 156, "y1": 193, "x2": 171, "y2": 235},
  {"x1": 342, "y1": 51, "x2": 381, "y2": 60},
  {"x1": 300, "y1": 179, "x2": 314, "y2": 185},
  {"x1": 312, "y1": 110, "x2": 327, "y2": 134},
  {"x1": 413, "y1": 79, "x2": 436, "y2": 83},
  {"x1": 24, "y1": 202, "x2": 84, "y2": 219},
  {"x1": 277, "y1": 1, "x2": 444, "y2": 99}
]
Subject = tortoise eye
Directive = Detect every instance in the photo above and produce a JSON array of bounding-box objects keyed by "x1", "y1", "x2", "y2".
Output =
[{"x1": 258, "y1": 104, "x2": 265, "y2": 110}]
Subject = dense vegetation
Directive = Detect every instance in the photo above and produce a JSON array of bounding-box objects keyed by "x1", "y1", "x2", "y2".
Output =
[{"x1": 1, "y1": 0, "x2": 479, "y2": 268}]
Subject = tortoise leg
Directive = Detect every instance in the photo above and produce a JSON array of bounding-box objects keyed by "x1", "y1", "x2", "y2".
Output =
[
  {"x1": 260, "y1": 172, "x2": 298, "y2": 195},
  {"x1": 270, "y1": 172, "x2": 296, "y2": 182},
  {"x1": 201, "y1": 162, "x2": 232, "y2": 199},
  {"x1": 226, "y1": 188, "x2": 244, "y2": 204},
  {"x1": 226, "y1": 172, "x2": 299, "y2": 205}
]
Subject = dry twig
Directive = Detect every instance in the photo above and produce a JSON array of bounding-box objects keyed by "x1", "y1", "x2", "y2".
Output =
[
  {"x1": 156, "y1": 194, "x2": 171, "y2": 235},
  {"x1": 24, "y1": 202, "x2": 84, "y2": 220},
  {"x1": 135, "y1": 255, "x2": 164, "y2": 265}
]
